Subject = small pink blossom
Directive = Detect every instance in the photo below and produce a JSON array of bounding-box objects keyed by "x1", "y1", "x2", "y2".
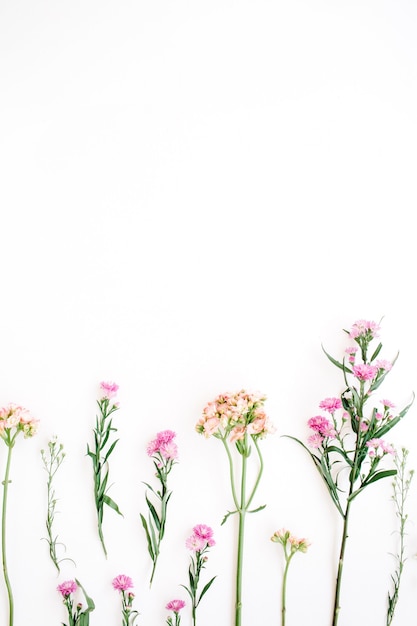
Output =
[
  {"x1": 159, "y1": 440, "x2": 178, "y2": 460},
  {"x1": 319, "y1": 398, "x2": 342, "y2": 413},
  {"x1": 374, "y1": 360, "x2": 392, "y2": 372},
  {"x1": 308, "y1": 416, "x2": 336, "y2": 438},
  {"x1": 366, "y1": 438, "x2": 396, "y2": 458},
  {"x1": 147, "y1": 430, "x2": 178, "y2": 458},
  {"x1": 112, "y1": 574, "x2": 134, "y2": 591},
  {"x1": 382, "y1": 399, "x2": 395, "y2": 409},
  {"x1": 359, "y1": 421, "x2": 369, "y2": 432},
  {"x1": 57, "y1": 580, "x2": 78, "y2": 597},
  {"x1": 193, "y1": 524, "x2": 215, "y2": 546},
  {"x1": 352, "y1": 364, "x2": 378, "y2": 381},
  {"x1": 186, "y1": 534, "x2": 206, "y2": 552},
  {"x1": 166, "y1": 599, "x2": 186, "y2": 612},
  {"x1": 100, "y1": 381, "x2": 119, "y2": 400},
  {"x1": 349, "y1": 320, "x2": 380, "y2": 339},
  {"x1": 308, "y1": 433, "x2": 324, "y2": 448}
]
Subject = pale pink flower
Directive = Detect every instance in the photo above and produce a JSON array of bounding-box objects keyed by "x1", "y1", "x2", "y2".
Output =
[
  {"x1": 57, "y1": 580, "x2": 78, "y2": 597},
  {"x1": 349, "y1": 320, "x2": 380, "y2": 339},
  {"x1": 0, "y1": 403, "x2": 39, "y2": 438},
  {"x1": 319, "y1": 398, "x2": 342, "y2": 413},
  {"x1": 192, "y1": 524, "x2": 215, "y2": 546},
  {"x1": 374, "y1": 360, "x2": 392, "y2": 372},
  {"x1": 382, "y1": 399, "x2": 395, "y2": 409},
  {"x1": 201, "y1": 416, "x2": 221, "y2": 437},
  {"x1": 166, "y1": 599, "x2": 186, "y2": 612},
  {"x1": 308, "y1": 433, "x2": 324, "y2": 448},
  {"x1": 112, "y1": 574, "x2": 134, "y2": 591},
  {"x1": 353, "y1": 364, "x2": 378, "y2": 381},
  {"x1": 359, "y1": 421, "x2": 369, "y2": 432},
  {"x1": 186, "y1": 534, "x2": 206, "y2": 552},
  {"x1": 375, "y1": 412, "x2": 383, "y2": 421},
  {"x1": 100, "y1": 381, "x2": 119, "y2": 399},
  {"x1": 159, "y1": 440, "x2": 178, "y2": 460},
  {"x1": 156, "y1": 430, "x2": 176, "y2": 444},
  {"x1": 229, "y1": 426, "x2": 246, "y2": 442},
  {"x1": 366, "y1": 438, "x2": 396, "y2": 458}
]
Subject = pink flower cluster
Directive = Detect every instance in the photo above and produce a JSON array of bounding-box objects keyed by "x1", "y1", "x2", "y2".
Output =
[
  {"x1": 349, "y1": 320, "x2": 380, "y2": 340},
  {"x1": 271, "y1": 528, "x2": 310, "y2": 553},
  {"x1": 147, "y1": 430, "x2": 178, "y2": 460},
  {"x1": 0, "y1": 403, "x2": 39, "y2": 438},
  {"x1": 366, "y1": 438, "x2": 395, "y2": 458},
  {"x1": 185, "y1": 524, "x2": 215, "y2": 552},
  {"x1": 196, "y1": 390, "x2": 275, "y2": 442},
  {"x1": 352, "y1": 364, "x2": 378, "y2": 382}
]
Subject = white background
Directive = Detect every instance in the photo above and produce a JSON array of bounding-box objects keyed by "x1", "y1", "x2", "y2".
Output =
[{"x1": 1, "y1": 1, "x2": 417, "y2": 625}]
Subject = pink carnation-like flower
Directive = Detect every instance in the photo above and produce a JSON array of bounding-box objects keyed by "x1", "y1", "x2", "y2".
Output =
[
  {"x1": 57, "y1": 580, "x2": 78, "y2": 597},
  {"x1": 308, "y1": 432, "x2": 324, "y2": 448},
  {"x1": 381, "y1": 399, "x2": 395, "y2": 409},
  {"x1": 166, "y1": 599, "x2": 186, "y2": 612},
  {"x1": 349, "y1": 320, "x2": 380, "y2": 339},
  {"x1": 308, "y1": 415, "x2": 336, "y2": 438},
  {"x1": 366, "y1": 438, "x2": 396, "y2": 458},
  {"x1": 192, "y1": 524, "x2": 215, "y2": 546},
  {"x1": 186, "y1": 534, "x2": 206, "y2": 552},
  {"x1": 147, "y1": 430, "x2": 178, "y2": 458},
  {"x1": 112, "y1": 574, "x2": 134, "y2": 591},
  {"x1": 352, "y1": 364, "x2": 378, "y2": 381},
  {"x1": 319, "y1": 397, "x2": 342, "y2": 413},
  {"x1": 100, "y1": 381, "x2": 119, "y2": 399},
  {"x1": 374, "y1": 360, "x2": 392, "y2": 372}
]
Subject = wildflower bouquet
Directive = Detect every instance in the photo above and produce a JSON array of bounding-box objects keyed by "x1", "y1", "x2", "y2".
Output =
[
  {"x1": 112, "y1": 574, "x2": 140, "y2": 626},
  {"x1": 1, "y1": 403, "x2": 39, "y2": 626},
  {"x1": 41, "y1": 436, "x2": 74, "y2": 573},
  {"x1": 165, "y1": 599, "x2": 186, "y2": 626},
  {"x1": 181, "y1": 524, "x2": 216, "y2": 626},
  {"x1": 140, "y1": 429, "x2": 178, "y2": 586},
  {"x1": 87, "y1": 381, "x2": 123, "y2": 558},
  {"x1": 271, "y1": 529, "x2": 309, "y2": 626},
  {"x1": 287, "y1": 319, "x2": 413, "y2": 626},
  {"x1": 196, "y1": 390, "x2": 275, "y2": 626},
  {"x1": 57, "y1": 579, "x2": 95, "y2": 626}
]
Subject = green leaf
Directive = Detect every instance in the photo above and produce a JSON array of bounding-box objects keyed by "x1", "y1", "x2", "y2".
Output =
[
  {"x1": 102, "y1": 494, "x2": 123, "y2": 516},
  {"x1": 145, "y1": 495, "x2": 161, "y2": 531},
  {"x1": 140, "y1": 514, "x2": 155, "y2": 560},
  {"x1": 248, "y1": 504, "x2": 266, "y2": 514},
  {"x1": 197, "y1": 576, "x2": 217, "y2": 606},
  {"x1": 221, "y1": 509, "x2": 238, "y2": 525},
  {"x1": 322, "y1": 346, "x2": 352, "y2": 374},
  {"x1": 363, "y1": 469, "x2": 397, "y2": 487}
]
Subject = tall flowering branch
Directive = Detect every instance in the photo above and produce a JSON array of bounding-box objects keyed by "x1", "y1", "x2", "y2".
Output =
[
  {"x1": 165, "y1": 599, "x2": 186, "y2": 626},
  {"x1": 0, "y1": 403, "x2": 39, "y2": 626},
  {"x1": 57, "y1": 579, "x2": 95, "y2": 626},
  {"x1": 386, "y1": 447, "x2": 414, "y2": 626},
  {"x1": 112, "y1": 574, "x2": 140, "y2": 626},
  {"x1": 196, "y1": 390, "x2": 276, "y2": 626},
  {"x1": 271, "y1": 529, "x2": 309, "y2": 626},
  {"x1": 41, "y1": 436, "x2": 74, "y2": 573},
  {"x1": 140, "y1": 430, "x2": 178, "y2": 586},
  {"x1": 287, "y1": 319, "x2": 413, "y2": 626},
  {"x1": 181, "y1": 524, "x2": 216, "y2": 626},
  {"x1": 86, "y1": 381, "x2": 123, "y2": 558}
]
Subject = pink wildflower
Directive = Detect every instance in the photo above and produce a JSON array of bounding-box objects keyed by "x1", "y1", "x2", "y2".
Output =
[
  {"x1": 366, "y1": 438, "x2": 396, "y2": 458},
  {"x1": 308, "y1": 432, "x2": 324, "y2": 448},
  {"x1": 112, "y1": 574, "x2": 134, "y2": 591},
  {"x1": 193, "y1": 524, "x2": 215, "y2": 547},
  {"x1": 159, "y1": 440, "x2": 178, "y2": 460},
  {"x1": 374, "y1": 360, "x2": 392, "y2": 372},
  {"x1": 349, "y1": 320, "x2": 380, "y2": 339},
  {"x1": 0, "y1": 403, "x2": 39, "y2": 438},
  {"x1": 352, "y1": 364, "x2": 378, "y2": 381},
  {"x1": 57, "y1": 580, "x2": 78, "y2": 597},
  {"x1": 147, "y1": 430, "x2": 178, "y2": 457},
  {"x1": 186, "y1": 534, "x2": 206, "y2": 552},
  {"x1": 166, "y1": 599, "x2": 186, "y2": 612},
  {"x1": 308, "y1": 415, "x2": 336, "y2": 438},
  {"x1": 319, "y1": 398, "x2": 342, "y2": 413},
  {"x1": 100, "y1": 381, "x2": 119, "y2": 400},
  {"x1": 382, "y1": 399, "x2": 395, "y2": 409}
]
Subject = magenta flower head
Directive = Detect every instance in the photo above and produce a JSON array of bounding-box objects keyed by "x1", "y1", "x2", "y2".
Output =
[
  {"x1": 100, "y1": 381, "x2": 119, "y2": 400},
  {"x1": 166, "y1": 599, "x2": 186, "y2": 613},
  {"x1": 112, "y1": 574, "x2": 134, "y2": 592},
  {"x1": 57, "y1": 580, "x2": 78, "y2": 597},
  {"x1": 353, "y1": 364, "x2": 378, "y2": 382},
  {"x1": 349, "y1": 320, "x2": 380, "y2": 340}
]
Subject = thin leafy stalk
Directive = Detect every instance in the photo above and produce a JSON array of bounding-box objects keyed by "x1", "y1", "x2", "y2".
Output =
[
  {"x1": 41, "y1": 436, "x2": 74, "y2": 573},
  {"x1": 57, "y1": 579, "x2": 95, "y2": 626},
  {"x1": 181, "y1": 525, "x2": 216, "y2": 626},
  {"x1": 140, "y1": 430, "x2": 178, "y2": 586},
  {"x1": 86, "y1": 382, "x2": 123, "y2": 558},
  {"x1": 386, "y1": 447, "x2": 414, "y2": 626},
  {"x1": 112, "y1": 574, "x2": 140, "y2": 626}
]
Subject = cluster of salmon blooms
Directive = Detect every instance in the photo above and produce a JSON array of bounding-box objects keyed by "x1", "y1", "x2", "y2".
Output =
[
  {"x1": 196, "y1": 389, "x2": 275, "y2": 442},
  {"x1": 0, "y1": 403, "x2": 39, "y2": 439}
]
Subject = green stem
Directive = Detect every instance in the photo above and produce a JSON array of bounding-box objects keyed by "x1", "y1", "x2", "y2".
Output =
[
  {"x1": 2, "y1": 443, "x2": 15, "y2": 626},
  {"x1": 222, "y1": 438, "x2": 239, "y2": 510},
  {"x1": 332, "y1": 498, "x2": 351, "y2": 626},
  {"x1": 246, "y1": 437, "x2": 263, "y2": 510},
  {"x1": 281, "y1": 552, "x2": 294, "y2": 626},
  {"x1": 235, "y1": 445, "x2": 247, "y2": 626}
]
